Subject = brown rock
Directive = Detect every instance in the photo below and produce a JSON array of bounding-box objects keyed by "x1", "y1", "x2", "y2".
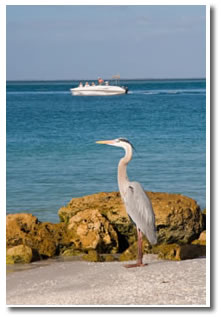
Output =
[
  {"x1": 6, "y1": 245, "x2": 33, "y2": 264},
  {"x1": 150, "y1": 192, "x2": 203, "y2": 244},
  {"x1": 119, "y1": 239, "x2": 151, "y2": 262},
  {"x1": 67, "y1": 209, "x2": 118, "y2": 253},
  {"x1": 152, "y1": 243, "x2": 206, "y2": 260},
  {"x1": 192, "y1": 230, "x2": 206, "y2": 246},
  {"x1": 82, "y1": 251, "x2": 117, "y2": 262},
  {"x1": 6, "y1": 213, "x2": 39, "y2": 247},
  {"x1": 82, "y1": 250, "x2": 101, "y2": 262},
  {"x1": 6, "y1": 213, "x2": 68, "y2": 259},
  {"x1": 33, "y1": 222, "x2": 65, "y2": 257},
  {"x1": 58, "y1": 192, "x2": 135, "y2": 251},
  {"x1": 199, "y1": 230, "x2": 206, "y2": 241},
  {"x1": 6, "y1": 190, "x2": 204, "y2": 263},
  {"x1": 58, "y1": 191, "x2": 204, "y2": 246},
  {"x1": 120, "y1": 242, "x2": 206, "y2": 262},
  {"x1": 178, "y1": 244, "x2": 206, "y2": 260},
  {"x1": 59, "y1": 247, "x2": 83, "y2": 257},
  {"x1": 119, "y1": 241, "x2": 138, "y2": 262},
  {"x1": 103, "y1": 254, "x2": 116, "y2": 262}
]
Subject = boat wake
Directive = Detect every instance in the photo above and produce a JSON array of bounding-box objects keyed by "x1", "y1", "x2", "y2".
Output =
[{"x1": 128, "y1": 89, "x2": 205, "y2": 96}]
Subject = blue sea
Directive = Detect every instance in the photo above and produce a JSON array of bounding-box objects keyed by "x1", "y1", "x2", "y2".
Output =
[{"x1": 6, "y1": 79, "x2": 206, "y2": 223}]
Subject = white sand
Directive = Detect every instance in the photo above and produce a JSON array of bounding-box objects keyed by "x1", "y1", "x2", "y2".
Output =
[{"x1": 6, "y1": 255, "x2": 206, "y2": 306}]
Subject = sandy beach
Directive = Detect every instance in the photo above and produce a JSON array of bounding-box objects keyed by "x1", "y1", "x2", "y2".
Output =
[{"x1": 6, "y1": 254, "x2": 206, "y2": 306}]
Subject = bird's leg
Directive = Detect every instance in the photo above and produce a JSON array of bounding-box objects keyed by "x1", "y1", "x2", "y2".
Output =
[
  {"x1": 124, "y1": 227, "x2": 147, "y2": 268},
  {"x1": 137, "y1": 228, "x2": 143, "y2": 265}
]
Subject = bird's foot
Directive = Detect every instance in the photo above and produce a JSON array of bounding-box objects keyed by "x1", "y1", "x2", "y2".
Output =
[{"x1": 124, "y1": 263, "x2": 148, "y2": 268}]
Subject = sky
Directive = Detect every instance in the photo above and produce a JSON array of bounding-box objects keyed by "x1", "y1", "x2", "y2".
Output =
[{"x1": 6, "y1": 5, "x2": 206, "y2": 80}]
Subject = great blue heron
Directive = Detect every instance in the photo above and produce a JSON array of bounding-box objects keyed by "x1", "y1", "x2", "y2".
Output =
[{"x1": 96, "y1": 138, "x2": 157, "y2": 268}]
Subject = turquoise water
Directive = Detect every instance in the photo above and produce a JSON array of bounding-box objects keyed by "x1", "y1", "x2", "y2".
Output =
[{"x1": 6, "y1": 79, "x2": 206, "y2": 223}]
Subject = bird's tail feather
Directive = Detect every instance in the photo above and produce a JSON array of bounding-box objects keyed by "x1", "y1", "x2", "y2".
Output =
[{"x1": 146, "y1": 228, "x2": 157, "y2": 245}]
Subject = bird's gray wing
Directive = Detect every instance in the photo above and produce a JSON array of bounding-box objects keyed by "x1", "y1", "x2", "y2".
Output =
[{"x1": 124, "y1": 181, "x2": 157, "y2": 245}]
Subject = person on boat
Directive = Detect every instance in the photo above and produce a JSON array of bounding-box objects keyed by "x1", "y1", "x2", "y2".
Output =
[
  {"x1": 92, "y1": 82, "x2": 95, "y2": 86},
  {"x1": 79, "y1": 82, "x2": 83, "y2": 87},
  {"x1": 98, "y1": 78, "x2": 104, "y2": 85},
  {"x1": 85, "y1": 82, "x2": 90, "y2": 87}
]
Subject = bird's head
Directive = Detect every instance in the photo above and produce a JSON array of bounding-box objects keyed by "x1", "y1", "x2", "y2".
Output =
[{"x1": 96, "y1": 138, "x2": 134, "y2": 151}]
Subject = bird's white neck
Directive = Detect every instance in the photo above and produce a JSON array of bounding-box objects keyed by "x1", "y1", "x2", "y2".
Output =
[{"x1": 118, "y1": 144, "x2": 133, "y2": 198}]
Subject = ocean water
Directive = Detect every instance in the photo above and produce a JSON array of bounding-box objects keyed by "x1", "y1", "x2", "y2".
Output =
[{"x1": 6, "y1": 79, "x2": 206, "y2": 223}]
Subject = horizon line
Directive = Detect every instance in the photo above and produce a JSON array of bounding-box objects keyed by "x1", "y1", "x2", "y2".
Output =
[{"x1": 6, "y1": 77, "x2": 206, "y2": 82}]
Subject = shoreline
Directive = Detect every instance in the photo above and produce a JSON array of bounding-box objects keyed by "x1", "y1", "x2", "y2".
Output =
[{"x1": 7, "y1": 254, "x2": 206, "y2": 306}]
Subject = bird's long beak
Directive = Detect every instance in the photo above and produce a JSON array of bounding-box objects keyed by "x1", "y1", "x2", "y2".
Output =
[{"x1": 96, "y1": 140, "x2": 115, "y2": 145}]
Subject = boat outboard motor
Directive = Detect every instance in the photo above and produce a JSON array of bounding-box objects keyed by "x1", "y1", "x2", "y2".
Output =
[{"x1": 123, "y1": 86, "x2": 129, "y2": 94}]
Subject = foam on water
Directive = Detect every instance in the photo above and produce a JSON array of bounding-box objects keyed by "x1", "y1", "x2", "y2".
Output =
[{"x1": 128, "y1": 88, "x2": 205, "y2": 95}]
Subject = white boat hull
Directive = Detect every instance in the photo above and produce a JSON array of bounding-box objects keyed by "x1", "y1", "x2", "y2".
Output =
[{"x1": 70, "y1": 85, "x2": 127, "y2": 96}]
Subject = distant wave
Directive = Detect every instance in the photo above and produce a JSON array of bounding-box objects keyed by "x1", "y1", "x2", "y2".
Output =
[{"x1": 128, "y1": 89, "x2": 206, "y2": 95}]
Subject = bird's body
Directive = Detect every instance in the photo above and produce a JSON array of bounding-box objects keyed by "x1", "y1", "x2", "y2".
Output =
[
  {"x1": 96, "y1": 138, "x2": 157, "y2": 267},
  {"x1": 123, "y1": 181, "x2": 157, "y2": 245}
]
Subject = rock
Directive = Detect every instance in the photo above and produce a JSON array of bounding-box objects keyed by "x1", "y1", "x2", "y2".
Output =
[
  {"x1": 103, "y1": 254, "x2": 116, "y2": 262},
  {"x1": 82, "y1": 250, "x2": 117, "y2": 262},
  {"x1": 6, "y1": 213, "x2": 39, "y2": 247},
  {"x1": 178, "y1": 244, "x2": 206, "y2": 260},
  {"x1": 59, "y1": 248, "x2": 83, "y2": 257},
  {"x1": 119, "y1": 241, "x2": 138, "y2": 262},
  {"x1": 6, "y1": 213, "x2": 68, "y2": 259},
  {"x1": 67, "y1": 209, "x2": 118, "y2": 253},
  {"x1": 58, "y1": 192, "x2": 136, "y2": 252},
  {"x1": 6, "y1": 191, "x2": 204, "y2": 263},
  {"x1": 33, "y1": 222, "x2": 67, "y2": 258},
  {"x1": 192, "y1": 230, "x2": 206, "y2": 246},
  {"x1": 6, "y1": 245, "x2": 32, "y2": 264},
  {"x1": 58, "y1": 191, "x2": 204, "y2": 246},
  {"x1": 199, "y1": 230, "x2": 206, "y2": 241},
  {"x1": 119, "y1": 239, "x2": 151, "y2": 262},
  {"x1": 120, "y1": 242, "x2": 206, "y2": 262},
  {"x1": 152, "y1": 243, "x2": 206, "y2": 260},
  {"x1": 82, "y1": 250, "x2": 101, "y2": 262},
  {"x1": 150, "y1": 192, "x2": 203, "y2": 244},
  {"x1": 6, "y1": 211, "x2": 119, "y2": 262},
  {"x1": 58, "y1": 192, "x2": 136, "y2": 251}
]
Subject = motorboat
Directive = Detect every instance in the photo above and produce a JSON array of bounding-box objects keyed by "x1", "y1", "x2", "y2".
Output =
[
  {"x1": 70, "y1": 77, "x2": 128, "y2": 96},
  {"x1": 70, "y1": 84, "x2": 128, "y2": 96}
]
